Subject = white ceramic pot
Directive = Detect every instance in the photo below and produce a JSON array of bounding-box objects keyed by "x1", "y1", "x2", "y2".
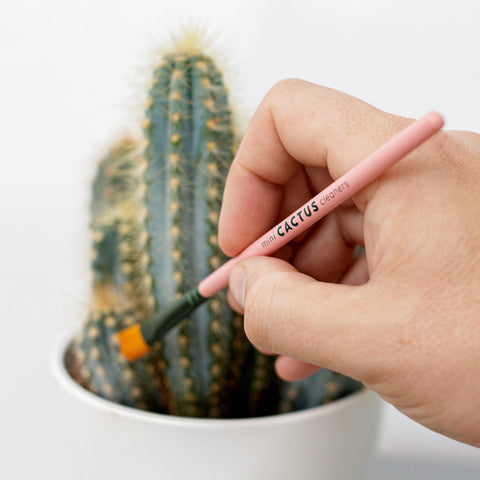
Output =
[{"x1": 52, "y1": 332, "x2": 383, "y2": 480}]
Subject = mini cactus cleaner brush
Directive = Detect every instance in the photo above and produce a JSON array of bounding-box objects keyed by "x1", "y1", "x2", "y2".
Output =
[{"x1": 118, "y1": 111, "x2": 444, "y2": 361}]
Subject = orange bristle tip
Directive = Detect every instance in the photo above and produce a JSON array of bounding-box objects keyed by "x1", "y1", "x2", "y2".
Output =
[{"x1": 118, "y1": 324, "x2": 150, "y2": 361}]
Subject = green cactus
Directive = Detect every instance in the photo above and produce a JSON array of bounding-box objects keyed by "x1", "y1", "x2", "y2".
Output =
[{"x1": 67, "y1": 41, "x2": 361, "y2": 418}]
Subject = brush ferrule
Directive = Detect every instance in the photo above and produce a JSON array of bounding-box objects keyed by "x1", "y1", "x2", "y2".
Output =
[{"x1": 141, "y1": 287, "x2": 208, "y2": 345}]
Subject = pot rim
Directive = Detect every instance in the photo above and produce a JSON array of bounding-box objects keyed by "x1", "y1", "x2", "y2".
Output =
[{"x1": 51, "y1": 330, "x2": 376, "y2": 430}]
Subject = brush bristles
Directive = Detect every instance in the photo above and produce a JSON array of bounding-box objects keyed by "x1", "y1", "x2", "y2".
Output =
[{"x1": 118, "y1": 324, "x2": 150, "y2": 361}]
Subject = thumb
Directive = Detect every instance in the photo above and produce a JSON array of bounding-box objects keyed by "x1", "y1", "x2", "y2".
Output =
[{"x1": 229, "y1": 256, "x2": 388, "y2": 384}]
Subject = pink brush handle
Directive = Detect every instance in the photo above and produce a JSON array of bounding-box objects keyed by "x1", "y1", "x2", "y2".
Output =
[{"x1": 198, "y1": 111, "x2": 444, "y2": 298}]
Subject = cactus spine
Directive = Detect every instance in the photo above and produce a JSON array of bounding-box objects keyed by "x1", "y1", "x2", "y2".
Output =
[{"x1": 68, "y1": 42, "x2": 361, "y2": 419}]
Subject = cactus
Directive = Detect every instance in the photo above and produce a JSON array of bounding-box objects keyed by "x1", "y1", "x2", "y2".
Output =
[{"x1": 67, "y1": 40, "x2": 361, "y2": 418}]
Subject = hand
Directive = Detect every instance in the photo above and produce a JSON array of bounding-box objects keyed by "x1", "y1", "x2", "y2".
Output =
[{"x1": 218, "y1": 79, "x2": 480, "y2": 447}]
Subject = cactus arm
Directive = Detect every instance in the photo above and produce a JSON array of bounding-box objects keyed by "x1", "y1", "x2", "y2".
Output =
[{"x1": 71, "y1": 139, "x2": 167, "y2": 412}]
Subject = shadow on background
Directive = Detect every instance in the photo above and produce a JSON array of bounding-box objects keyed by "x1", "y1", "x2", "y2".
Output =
[{"x1": 371, "y1": 457, "x2": 480, "y2": 480}]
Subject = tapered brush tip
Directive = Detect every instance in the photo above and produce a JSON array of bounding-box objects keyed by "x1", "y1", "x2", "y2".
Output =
[{"x1": 117, "y1": 323, "x2": 150, "y2": 361}]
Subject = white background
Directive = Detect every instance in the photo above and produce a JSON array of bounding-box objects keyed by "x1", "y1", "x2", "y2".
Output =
[{"x1": 1, "y1": 1, "x2": 479, "y2": 478}]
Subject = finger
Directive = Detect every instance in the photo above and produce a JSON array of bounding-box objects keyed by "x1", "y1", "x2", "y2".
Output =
[
  {"x1": 275, "y1": 356, "x2": 321, "y2": 382},
  {"x1": 255, "y1": 345, "x2": 276, "y2": 356},
  {"x1": 289, "y1": 212, "x2": 356, "y2": 282},
  {"x1": 340, "y1": 251, "x2": 370, "y2": 286},
  {"x1": 229, "y1": 255, "x2": 390, "y2": 384},
  {"x1": 219, "y1": 79, "x2": 406, "y2": 257},
  {"x1": 227, "y1": 285, "x2": 276, "y2": 356},
  {"x1": 226, "y1": 244, "x2": 294, "y2": 312},
  {"x1": 273, "y1": 252, "x2": 370, "y2": 382},
  {"x1": 226, "y1": 288, "x2": 244, "y2": 314}
]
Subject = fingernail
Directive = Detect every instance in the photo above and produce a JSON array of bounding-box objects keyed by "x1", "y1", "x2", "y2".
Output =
[{"x1": 230, "y1": 265, "x2": 246, "y2": 310}]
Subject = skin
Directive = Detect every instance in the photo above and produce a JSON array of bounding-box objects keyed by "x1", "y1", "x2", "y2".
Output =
[{"x1": 218, "y1": 79, "x2": 480, "y2": 447}]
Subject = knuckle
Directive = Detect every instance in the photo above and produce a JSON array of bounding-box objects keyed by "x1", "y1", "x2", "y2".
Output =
[
  {"x1": 267, "y1": 78, "x2": 308, "y2": 103},
  {"x1": 243, "y1": 270, "x2": 285, "y2": 351},
  {"x1": 464, "y1": 130, "x2": 480, "y2": 145},
  {"x1": 428, "y1": 130, "x2": 480, "y2": 176},
  {"x1": 428, "y1": 130, "x2": 457, "y2": 159}
]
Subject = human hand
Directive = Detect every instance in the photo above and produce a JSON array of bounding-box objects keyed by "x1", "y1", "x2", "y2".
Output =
[{"x1": 218, "y1": 79, "x2": 480, "y2": 446}]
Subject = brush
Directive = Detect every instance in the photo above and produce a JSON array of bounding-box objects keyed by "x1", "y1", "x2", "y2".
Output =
[{"x1": 118, "y1": 111, "x2": 444, "y2": 361}]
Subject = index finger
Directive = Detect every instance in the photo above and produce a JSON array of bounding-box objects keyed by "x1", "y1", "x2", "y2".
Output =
[{"x1": 218, "y1": 79, "x2": 405, "y2": 256}]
